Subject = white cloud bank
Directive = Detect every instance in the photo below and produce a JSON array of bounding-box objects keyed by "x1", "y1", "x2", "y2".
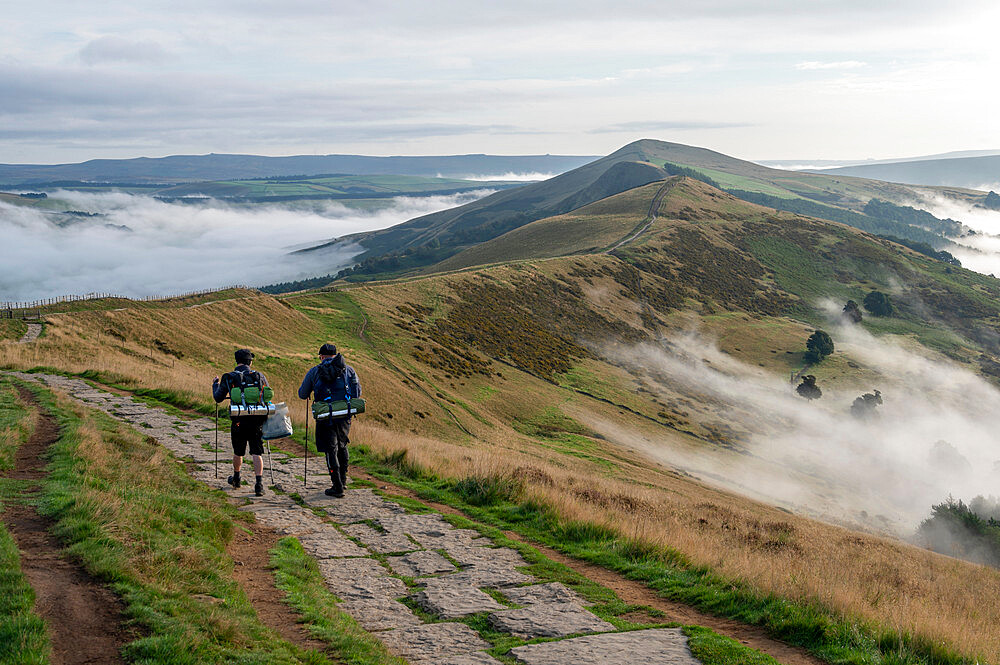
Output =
[
  {"x1": 587, "y1": 317, "x2": 1000, "y2": 534},
  {"x1": 0, "y1": 190, "x2": 492, "y2": 302}
]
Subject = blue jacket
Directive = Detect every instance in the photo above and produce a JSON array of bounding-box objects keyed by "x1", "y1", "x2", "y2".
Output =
[
  {"x1": 298, "y1": 355, "x2": 361, "y2": 401},
  {"x1": 213, "y1": 364, "x2": 269, "y2": 403}
]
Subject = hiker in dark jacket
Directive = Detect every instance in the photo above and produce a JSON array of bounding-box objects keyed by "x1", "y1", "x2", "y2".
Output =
[
  {"x1": 299, "y1": 343, "x2": 362, "y2": 497},
  {"x1": 213, "y1": 348, "x2": 269, "y2": 496}
]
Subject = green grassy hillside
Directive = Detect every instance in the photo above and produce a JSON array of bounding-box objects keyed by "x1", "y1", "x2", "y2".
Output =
[{"x1": 320, "y1": 139, "x2": 985, "y2": 282}]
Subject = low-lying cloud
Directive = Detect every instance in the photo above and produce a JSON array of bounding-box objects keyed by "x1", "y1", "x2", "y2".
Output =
[
  {"x1": 586, "y1": 316, "x2": 1000, "y2": 534},
  {"x1": 913, "y1": 193, "x2": 1000, "y2": 276},
  {"x1": 0, "y1": 190, "x2": 493, "y2": 302}
]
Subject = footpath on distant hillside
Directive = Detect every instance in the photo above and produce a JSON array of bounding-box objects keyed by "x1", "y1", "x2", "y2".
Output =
[{"x1": 8, "y1": 371, "x2": 819, "y2": 665}]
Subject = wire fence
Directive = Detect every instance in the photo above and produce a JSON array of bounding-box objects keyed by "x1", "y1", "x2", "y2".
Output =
[{"x1": 1, "y1": 285, "x2": 256, "y2": 313}]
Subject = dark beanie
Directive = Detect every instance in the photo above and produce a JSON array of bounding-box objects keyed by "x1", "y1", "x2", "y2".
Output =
[
  {"x1": 235, "y1": 348, "x2": 254, "y2": 363},
  {"x1": 318, "y1": 343, "x2": 337, "y2": 356}
]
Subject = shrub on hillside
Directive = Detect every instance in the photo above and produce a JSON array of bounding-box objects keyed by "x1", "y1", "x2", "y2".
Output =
[
  {"x1": 850, "y1": 390, "x2": 883, "y2": 419},
  {"x1": 863, "y1": 291, "x2": 894, "y2": 317},
  {"x1": 795, "y1": 375, "x2": 822, "y2": 400},
  {"x1": 842, "y1": 300, "x2": 863, "y2": 324},
  {"x1": 804, "y1": 330, "x2": 834, "y2": 364}
]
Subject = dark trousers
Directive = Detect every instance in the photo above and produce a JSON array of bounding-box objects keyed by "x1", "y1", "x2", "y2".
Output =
[{"x1": 316, "y1": 418, "x2": 350, "y2": 492}]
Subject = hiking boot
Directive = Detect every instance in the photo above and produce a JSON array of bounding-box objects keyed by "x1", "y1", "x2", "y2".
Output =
[
  {"x1": 254, "y1": 480, "x2": 264, "y2": 497},
  {"x1": 227, "y1": 473, "x2": 241, "y2": 489},
  {"x1": 325, "y1": 486, "x2": 344, "y2": 498}
]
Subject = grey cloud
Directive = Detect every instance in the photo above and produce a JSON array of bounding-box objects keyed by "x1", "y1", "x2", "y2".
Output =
[
  {"x1": 590, "y1": 120, "x2": 752, "y2": 134},
  {"x1": 79, "y1": 36, "x2": 168, "y2": 65}
]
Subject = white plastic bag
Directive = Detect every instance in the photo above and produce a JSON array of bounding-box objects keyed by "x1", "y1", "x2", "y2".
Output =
[{"x1": 262, "y1": 402, "x2": 293, "y2": 440}]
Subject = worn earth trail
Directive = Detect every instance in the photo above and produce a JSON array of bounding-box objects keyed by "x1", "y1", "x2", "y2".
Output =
[
  {"x1": 9, "y1": 372, "x2": 815, "y2": 664},
  {"x1": 4, "y1": 386, "x2": 130, "y2": 665}
]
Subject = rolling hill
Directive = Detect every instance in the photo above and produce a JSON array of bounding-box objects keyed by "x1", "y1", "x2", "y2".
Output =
[
  {"x1": 306, "y1": 139, "x2": 986, "y2": 280},
  {"x1": 0, "y1": 152, "x2": 597, "y2": 185},
  {"x1": 809, "y1": 154, "x2": 1000, "y2": 189}
]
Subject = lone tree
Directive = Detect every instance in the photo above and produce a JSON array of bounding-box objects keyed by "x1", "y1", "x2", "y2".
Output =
[
  {"x1": 850, "y1": 389, "x2": 883, "y2": 420},
  {"x1": 842, "y1": 300, "x2": 863, "y2": 324},
  {"x1": 804, "y1": 329, "x2": 834, "y2": 363},
  {"x1": 796, "y1": 375, "x2": 822, "y2": 400},
  {"x1": 863, "y1": 290, "x2": 894, "y2": 317}
]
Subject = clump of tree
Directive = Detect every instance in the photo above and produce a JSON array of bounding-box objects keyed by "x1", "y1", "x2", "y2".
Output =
[
  {"x1": 916, "y1": 496, "x2": 1000, "y2": 568},
  {"x1": 842, "y1": 300, "x2": 863, "y2": 324},
  {"x1": 804, "y1": 329, "x2": 834, "y2": 363},
  {"x1": 863, "y1": 290, "x2": 894, "y2": 317},
  {"x1": 850, "y1": 389, "x2": 882, "y2": 419},
  {"x1": 984, "y1": 191, "x2": 1000, "y2": 211},
  {"x1": 795, "y1": 375, "x2": 822, "y2": 400},
  {"x1": 879, "y1": 235, "x2": 961, "y2": 266}
]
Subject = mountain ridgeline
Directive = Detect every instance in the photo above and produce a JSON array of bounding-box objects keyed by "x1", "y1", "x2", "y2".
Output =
[{"x1": 309, "y1": 139, "x2": 983, "y2": 280}]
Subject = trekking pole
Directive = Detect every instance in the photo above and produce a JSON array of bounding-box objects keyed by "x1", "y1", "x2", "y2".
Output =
[
  {"x1": 265, "y1": 440, "x2": 275, "y2": 486},
  {"x1": 214, "y1": 404, "x2": 219, "y2": 478},
  {"x1": 304, "y1": 398, "x2": 309, "y2": 487}
]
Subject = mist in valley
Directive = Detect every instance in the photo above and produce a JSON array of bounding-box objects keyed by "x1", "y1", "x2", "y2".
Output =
[
  {"x1": 913, "y1": 193, "x2": 1000, "y2": 277},
  {"x1": 584, "y1": 314, "x2": 1000, "y2": 540},
  {"x1": 0, "y1": 189, "x2": 494, "y2": 302}
]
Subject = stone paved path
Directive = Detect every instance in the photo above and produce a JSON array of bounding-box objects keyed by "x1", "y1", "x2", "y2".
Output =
[
  {"x1": 17, "y1": 323, "x2": 42, "y2": 344},
  {"x1": 9, "y1": 372, "x2": 703, "y2": 665}
]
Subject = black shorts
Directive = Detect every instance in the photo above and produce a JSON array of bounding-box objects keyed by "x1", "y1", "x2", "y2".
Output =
[{"x1": 231, "y1": 416, "x2": 266, "y2": 456}]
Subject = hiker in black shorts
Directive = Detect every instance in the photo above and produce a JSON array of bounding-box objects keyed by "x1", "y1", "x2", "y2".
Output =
[
  {"x1": 298, "y1": 343, "x2": 362, "y2": 497},
  {"x1": 213, "y1": 348, "x2": 270, "y2": 496}
]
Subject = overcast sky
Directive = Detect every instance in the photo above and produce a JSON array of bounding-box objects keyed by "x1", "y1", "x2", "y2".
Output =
[{"x1": 2, "y1": 1, "x2": 998, "y2": 164}]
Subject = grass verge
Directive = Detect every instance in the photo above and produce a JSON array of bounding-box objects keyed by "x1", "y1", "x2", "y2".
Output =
[
  {"x1": 353, "y1": 445, "x2": 972, "y2": 665},
  {"x1": 270, "y1": 536, "x2": 407, "y2": 665}
]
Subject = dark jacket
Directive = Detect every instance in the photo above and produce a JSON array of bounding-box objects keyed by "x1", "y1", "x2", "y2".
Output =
[
  {"x1": 213, "y1": 364, "x2": 269, "y2": 403},
  {"x1": 298, "y1": 354, "x2": 361, "y2": 401}
]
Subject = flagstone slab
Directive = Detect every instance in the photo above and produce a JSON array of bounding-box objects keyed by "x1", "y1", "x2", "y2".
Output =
[
  {"x1": 297, "y1": 529, "x2": 368, "y2": 558},
  {"x1": 338, "y1": 597, "x2": 423, "y2": 631},
  {"x1": 321, "y1": 488, "x2": 408, "y2": 522},
  {"x1": 447, "y1": 562, "x2": 533, "y2": 588},
  {"x1": 387, "y1": 550, "x2": 456, "y2": 577},
  {"x1": 317, "y1": 558, "x2": 408, "y2": 600},
  {"x1": 379, "y1": 623, "x2": 489, "y2": 661},
  {"x1": 508, "y1": 628, "x2": 699, "y2": 665},
  {"x1": 414, "y1": 578, "x2": 504, "y2": 618},
  {"x1": 342, "y1": 523, "x2": 420, "y2": 553},
  {"x1": 501, "y1": 582, "x2": 590, "y2": 606},
  {"x1": 488, "y1": 602, "x2": 614, "y2": 639},
  {"x1": 445, "y1": 544, "x2": 525, "y2": 567},
  {"x1": 411, "y1": 653, "x2": 502, "y2": 665}
]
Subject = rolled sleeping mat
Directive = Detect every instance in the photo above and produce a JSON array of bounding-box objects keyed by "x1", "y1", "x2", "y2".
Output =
[
  {"x1": 311, "y1": 398, "x2": 366, "y2": 420},
  {"x1": 230, "y1": 403, "x2": 277, "y2": 417}
]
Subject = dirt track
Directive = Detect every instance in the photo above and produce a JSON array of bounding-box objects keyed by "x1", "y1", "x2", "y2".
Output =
[{"x1": 4, "y1": 387, "x2": 129, "y2": 665}]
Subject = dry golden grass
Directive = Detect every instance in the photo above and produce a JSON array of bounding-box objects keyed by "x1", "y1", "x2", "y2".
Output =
[{"x1": 354, "y1": 417, "x2": 1000, "y2": 662}]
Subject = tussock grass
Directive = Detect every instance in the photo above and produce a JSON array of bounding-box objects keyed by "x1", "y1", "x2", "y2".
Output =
[{"x1": 0, "y1": 379, "x2": 48, "y2": 665}]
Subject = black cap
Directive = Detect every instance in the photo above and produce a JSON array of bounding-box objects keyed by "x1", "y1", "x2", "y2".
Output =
[
  {"x1": 235, "y1": 348, "x2": 254, "y2": 363},
  {"x1": 318, "y1": 343, "x2": 337, "y2": 356}
]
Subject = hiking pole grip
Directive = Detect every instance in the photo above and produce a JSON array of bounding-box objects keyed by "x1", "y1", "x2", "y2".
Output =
[{"x1": 304, "y1": 398, "x2": 309, "y2": 487}]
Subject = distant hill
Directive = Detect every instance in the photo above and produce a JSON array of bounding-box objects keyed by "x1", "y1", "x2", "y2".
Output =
[
  {"x1": 760, "y1": 148, "x2": 1000, "y2": 170},
  {"x1": 0, "y1": 153, "x2": 598, "y2": 185},
  {"x1": 304, "y1": 139, "x2": 981, "y2": 280},
  {"x1": 808, "y1": 155, "x2": 1000, "y2": 189}
]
